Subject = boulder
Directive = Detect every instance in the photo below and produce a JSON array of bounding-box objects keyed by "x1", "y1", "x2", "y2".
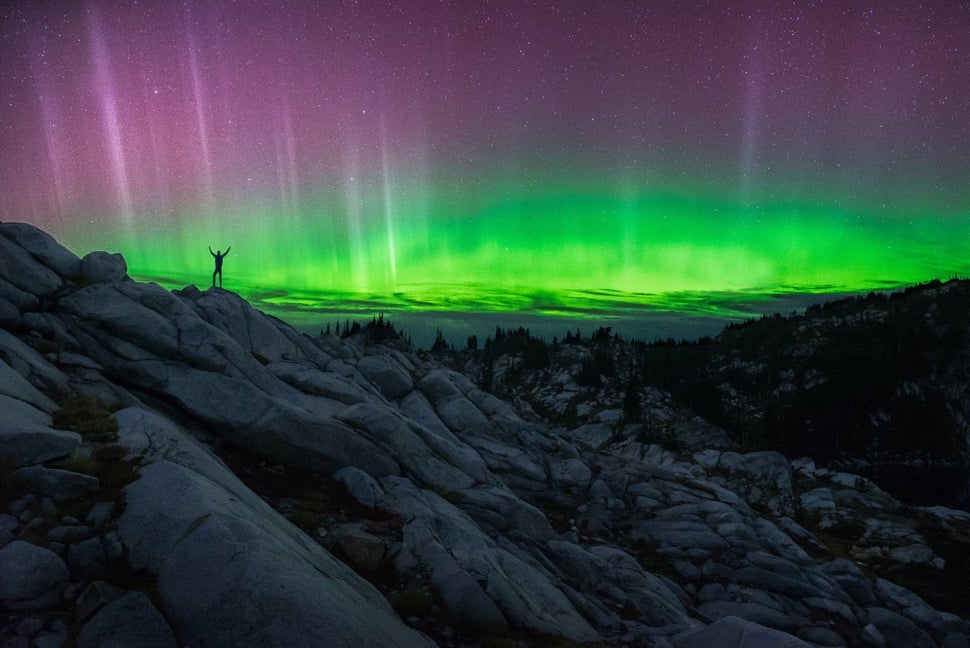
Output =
[
  {"x1": 0, "y1": 540, "x2": 69, "y2": 609},
  {"x1": 0, "y1": 295, "x2": 19, "y2": 327},
  {"x1": 800, "y1": 488, "x2": 837, "y2": 514},
  {"x1": 402, "y1": 514, "x2": 597, "y2": 641},
  {"x1": 268, "y1": 362, "x2": 370, "y2": 404},
  {"x1": 874, "y1": 578, "x2": 942, "y2": 631},
  {"x1": 119, "y1": 359, "x2": 400, "y2": 477},
  {"x1": 693, "y1": 449, "x2": 722, "y2": 469},
  {"x1": 179, "y1": 287, "x2": 308, "y2": 363},
  {"x1": 584, "y1": 544, "x2": 694, "y2": 627},
  {"x1": 85, "y1": 501, "x2": 116, "y2": 528},
  {"x1": 377, "y1": 477, "x2": 597, "y2": 641},
  {"x1": 75, "y1": 580, "x2": 127, "y2": 623},
  {"x1": 333, "y1": 523, "x2": 387, "y2": 571},
  {"x1": 0, "y1": 233, "x2": 63, "y2": 297},
  {"x1": 509, "y1": 453, "x2": 548, "y2": 481},
  {"x1": 551, "y1": 458, "x2": 592, "y2": 491},
  {"x1": 418, "y1": 370, "x2": 493, "y2": 435},
  {"x1": 118, "y1": 458, "x2": 435, "y2": 648},
  {"x1": 674, "y1": 616, "x2": 813, "y2": 647},
  {"x1": 434, "y1": 393, "x2": 493, "y2": 436},
  {"x1": 730, "y1": 566, "x2": 823, "y2": 600},
  {"x1": 735, "y1": 451, "x2": 795, "y2": 516},
  {"x1": 417, "y1": 368, "x2": 465, "y2": 403},
  {"x1": 335, "y1": 402, "x2": 472, "y2": 490},
  {"x1": 47, "y1": 524, "x2": 92, "y2": 544},
  {"x1": 888, "y1": 544, "x2": 934, "y2": 564},
  {"x1": 866, "y1": 607, "x2": 936, "y2": 648},
  {"x1": 0, "y1": 222, "x2": 81, "y2": 279},
  {"x1": 79, "y1": 251, "x2": 127, "y2": 284},
  {"x1": 862, "y1": 622, "x2": 887, "y2": 646},
  {"x1": 58, "y1": 282, "x2": 182, "y2": 359},
  {"x1": 397, "y1": 391, "x2": 495, "y2": 484},
  {"x1": 820, "y1": 559, "x2": 879, "y2": 608},
  {"x1": 568, "y1": 422, "x2": 615, "y2": 451},
  {"x1": 357, "y1": 354, "x2": 413, "y2": 400},
  {"x1": 790, "y1": 456, "x2": 816, "y2": 475},
  {"x1": 77, "y1": 591, "x2": 178, "y2": 648},
  {"x1": 0, "y1": 278, "x2": 39, "y2": 312},
  {"x1": 0, "y1": 279, "x2": 39, "y2": 316},
  {"x1": 0, "y1": 423, "x2": 80, "y2": 468},
  {"x1": 34, "y1": 630, "x2": 65, "y2": 648},
  {"x1": 69, "y1": 536, "x2": 108, "y2": 579},
  {"x1": 403, "y1": 516, "x2": 508, "y2": 632},
  {"x1": 0, "y1": 394, "x2": 52, "y2": 429},
  {"x1": 797, "y1": 626, "x2": 847, "y2": 647},
  {"x1": 1, "y1": 513, "x2": 19, "y2": 532},
  {"x1": 56, "y1": 283, "x2": 402, "y2": 477},
  {"x1": 448, "y1": 484, "x2": 554, "y2": 541},
  {"x1": 333, "y1": 466, "x2": 384, "y2": 509},
  {"x1": 696, "y1": 601, "x2": 806, "y2": 632},
  {"x1": 634, "y1": 518, "x2": 729, "y2": 551},
  {"x1": 0, "y1": 359, "x2": 58, "y2": 413},
  {"x1": 0, "y1": 327, "x2": 70, "y2": 394},
  {"x1": 12, "y1": 466, "x2": 100, "y2": 501}
]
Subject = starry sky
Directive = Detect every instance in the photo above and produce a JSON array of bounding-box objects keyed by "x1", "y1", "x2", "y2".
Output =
[{"x1": 2, "y1": 1, "x2": 969, "y2": 341}]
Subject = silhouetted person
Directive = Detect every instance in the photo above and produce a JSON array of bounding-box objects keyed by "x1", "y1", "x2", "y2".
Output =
[{"x1": 209, "y1": 246, "x2": 230, "y2": 287}]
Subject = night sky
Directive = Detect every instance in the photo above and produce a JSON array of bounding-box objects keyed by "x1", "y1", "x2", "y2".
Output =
[{"x1": 2, "y1": 1, "x2": 969, "y2": 340}]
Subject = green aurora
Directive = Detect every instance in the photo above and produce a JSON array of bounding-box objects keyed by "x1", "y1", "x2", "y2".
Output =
[{"x1": 67, "y1": 172, "x2": 970, "y2": 335}]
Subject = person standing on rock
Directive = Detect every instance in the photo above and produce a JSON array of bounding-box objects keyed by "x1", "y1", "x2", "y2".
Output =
[{"x1": 209, "y1": 246, "x2": 230, "y2": 288}]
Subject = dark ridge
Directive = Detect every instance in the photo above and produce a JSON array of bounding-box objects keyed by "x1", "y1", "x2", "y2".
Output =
[{"x1": 433, "y1": 279, "x2": 970, "y2": 509}]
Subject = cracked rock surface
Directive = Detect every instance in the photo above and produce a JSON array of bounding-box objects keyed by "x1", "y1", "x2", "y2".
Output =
[{"x1": 2, "y1": 221, "x2": 969, "y2": 647}]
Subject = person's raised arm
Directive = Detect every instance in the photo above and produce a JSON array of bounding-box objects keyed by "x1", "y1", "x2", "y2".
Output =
[
  {"x1": 224, "y1": 246, "x2": 231, "y2": 256},
  {"x1": 209, "y1": 246, "x2": 215, "y2": 257}
]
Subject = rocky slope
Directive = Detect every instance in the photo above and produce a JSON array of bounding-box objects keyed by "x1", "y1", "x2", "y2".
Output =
[{"x1": 1, "y1": 221, "x2": 969, "y2": 647}]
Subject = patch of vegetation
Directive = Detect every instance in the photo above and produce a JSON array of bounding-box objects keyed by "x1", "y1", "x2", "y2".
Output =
[
  {"x1": 626, "y1": 279, "x2": 970, "y2": 506},
  {"x1": 217, "y1": 445, "x2": 412, "y2": 593},
  {"x1": 286, "y1": 484, "x2": 332, "y2": 533},
  {"x1": 54, "y1": 446, "x2": 139, "y2": 521},
  {"x1": 534, "y1": 498, "x2": 577, "y2": 536},
  {"x1": 65, "y1": 453, "x2": 100, "y2": 475},
  {"x1": 389, "y1": 587, "x2": 434, "y2": 617},
  {"x1": 437, "y1": 489, "x2": 463, "y2": 507},
  {"x1": 485, "y1": 327, "x2": 552, "y2": 369},
  {"x1": 575, "y1": 328, "x2": 617, "y2": 388},
  {"x1": 469, "y1": 326, "x2": 553, "y2": 395},
  {"x1": 65, "y1": 559, "x2": 161, "y2": 640},
  {"x1": 796, "y1": 512, "x2": 866, "y2": 556},
  {"x1": 16, "y1": 516, "x2": 56, "y2": 545},
  {"x1": 52, "y1": 396, "x2": 119, "y2": 442},
  {"x1": 806, "y1": 509, "x2": 970, "y2": 619},
  {"x1": 448, "y1": 610, "x2": 511, "y2": 643},
  {"x1": 82, "y1": 446, "x2": 139, "y2": 492},
  {"x1": 627, "y1": 539, "x2": 681, "y2": 581},
  {"x1": 329, "y1": 313, "x2": 410, "y2": 348},
  {"x1": 561, "y1": 398, "x2": 579, "y2": 429},
  {"x1": 0, "y1": 458, "x2": 20, "y2": 506},
  {"x1": 885, "y1": 515, "x2": 970, "y2": 619},
  {"x1": 216, "y1": 445, "x2": 398, "y2": 526}
]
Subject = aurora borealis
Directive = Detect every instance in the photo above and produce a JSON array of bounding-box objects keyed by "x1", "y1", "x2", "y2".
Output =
[{"x1": 2, "y1": 1, "x2": 969, "y2": 342}]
